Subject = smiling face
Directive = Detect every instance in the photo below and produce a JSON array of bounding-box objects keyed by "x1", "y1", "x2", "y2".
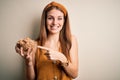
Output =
[{"x1": 46, "y1": 8, "x2": 64, "y2": 34}]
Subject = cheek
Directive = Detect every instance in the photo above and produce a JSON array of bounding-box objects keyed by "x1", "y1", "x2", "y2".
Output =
[
  {"x1": 46, "y1": 20, "x2": 51, "y2": 25},
  {"x1": 60, "y1": 21, "x2": 64, "y2": 26},
  {"x1": 46, "y1": 21, "x2": 52, "y2": 29}
]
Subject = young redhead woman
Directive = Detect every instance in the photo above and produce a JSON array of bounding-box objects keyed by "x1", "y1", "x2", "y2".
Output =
[{"x1": 15, "y1": 1, "x2": 78, "y2": 80}]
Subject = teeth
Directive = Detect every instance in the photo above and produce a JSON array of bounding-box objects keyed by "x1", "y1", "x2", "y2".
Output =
[{"x1": 51, "y1": 26, "x2": 58, "y2": 29}]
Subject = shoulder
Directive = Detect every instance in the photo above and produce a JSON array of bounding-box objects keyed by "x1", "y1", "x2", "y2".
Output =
[
  {"x1": 35, "y1": 40, "x2": 41, "y2": 46},
  {"x1": 71, "y1": 35, "x2": 78, "y2": 49},
  {"x1": 71, "y1": 35, "x2": 78, "y2": 43},
  {"x1": 70, "y1": 35, "x2": 78, "y2": 58}
]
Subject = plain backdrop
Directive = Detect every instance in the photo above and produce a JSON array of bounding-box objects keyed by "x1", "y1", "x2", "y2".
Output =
[{"x1": 0, "y1": 0, "x2": 120, "y2": 80}]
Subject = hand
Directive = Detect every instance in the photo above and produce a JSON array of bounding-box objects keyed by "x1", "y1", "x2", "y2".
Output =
[
  {"x1": 37, "y1": 46, "x2": 68, "y2": 63},
  {"x1": 15, "y1": 45, "x2": 35, "y2": 62}
]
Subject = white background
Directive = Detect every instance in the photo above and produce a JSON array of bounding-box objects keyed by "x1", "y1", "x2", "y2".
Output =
[{"x1": 0, "y1": 0, "x2": 120, "y2": 80}]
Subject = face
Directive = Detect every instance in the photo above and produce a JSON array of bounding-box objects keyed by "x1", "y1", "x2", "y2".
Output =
[{"x1": 46, "y1": 9, "x2": 64, "y2": 34}]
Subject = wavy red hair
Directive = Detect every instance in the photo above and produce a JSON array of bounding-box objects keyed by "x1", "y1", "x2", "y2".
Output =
[{"x1": 37, "y1": 2, "x2": 72, "y2": 61}]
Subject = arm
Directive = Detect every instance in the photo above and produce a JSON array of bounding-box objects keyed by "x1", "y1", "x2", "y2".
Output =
[
  {"x1": 25, "y1": 47, "x2": 36, "y2": 80},
  {"x1": 16, "y1": 46, "x2": 36, "y2": 80},
  {"x1": 61, "y1": 35, "x2": 78, "y2": 79},
  {"x1": 37, "y1": 36, "x2": 79, "y2": 78}
]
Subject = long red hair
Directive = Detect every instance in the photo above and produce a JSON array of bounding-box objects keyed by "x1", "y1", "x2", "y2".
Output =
[{"x1": 37, "y1": 2, "x2": 72, "y2": 61}]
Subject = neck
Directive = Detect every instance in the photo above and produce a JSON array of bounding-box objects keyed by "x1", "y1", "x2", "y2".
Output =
[
  {"x1": 47, "y1": 33, "x2": 60, "y2": 43},
  {"x1": 45, "y1": 33, "x2": 60, "y2": 51}
]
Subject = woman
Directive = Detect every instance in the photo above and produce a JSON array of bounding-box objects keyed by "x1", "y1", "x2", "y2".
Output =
[{"x1": 15, "y1": 1, "x2": 78, "y2": 80}]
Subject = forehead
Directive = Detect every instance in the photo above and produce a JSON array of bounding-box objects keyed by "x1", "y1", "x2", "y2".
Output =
[{"x1": 47, "y1": 9, "x2": 64, "y2": 17}]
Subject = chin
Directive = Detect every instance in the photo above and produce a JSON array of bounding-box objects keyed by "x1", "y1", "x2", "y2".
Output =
[{"x1": 49, "y1": 30, "x2": 60, "y2": 34}]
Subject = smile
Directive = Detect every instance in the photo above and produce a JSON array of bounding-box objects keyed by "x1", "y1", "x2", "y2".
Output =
[{"x1": 50, "y1": 26, "x2": 59, "y2": 30}]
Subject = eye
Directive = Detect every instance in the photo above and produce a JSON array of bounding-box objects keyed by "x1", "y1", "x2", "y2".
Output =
[
  {"x1": 47, "y1": 17, "x2": 53, "y2": 20},
  {"x1": 58, "y1": 18, "x2": 63, "y2": 20}
]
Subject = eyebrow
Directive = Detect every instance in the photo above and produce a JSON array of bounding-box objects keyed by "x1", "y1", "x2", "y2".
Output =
[{"x1": 47, "y1": 15, "x2": 63, "y2": 18}]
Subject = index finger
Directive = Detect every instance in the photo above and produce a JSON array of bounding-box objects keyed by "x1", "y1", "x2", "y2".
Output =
[{"x1": 37, "y1": 46, "x2": 51, "y2": 51}]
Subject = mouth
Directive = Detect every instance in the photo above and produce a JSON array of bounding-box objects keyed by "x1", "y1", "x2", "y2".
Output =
[{"x1": 50, "y1": 26, "x2": 59, "y2": 30}]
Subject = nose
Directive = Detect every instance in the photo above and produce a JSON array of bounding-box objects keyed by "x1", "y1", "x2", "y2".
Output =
[{"x1": 53, "y1": 19, "x2": 57, "y2": 25}]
